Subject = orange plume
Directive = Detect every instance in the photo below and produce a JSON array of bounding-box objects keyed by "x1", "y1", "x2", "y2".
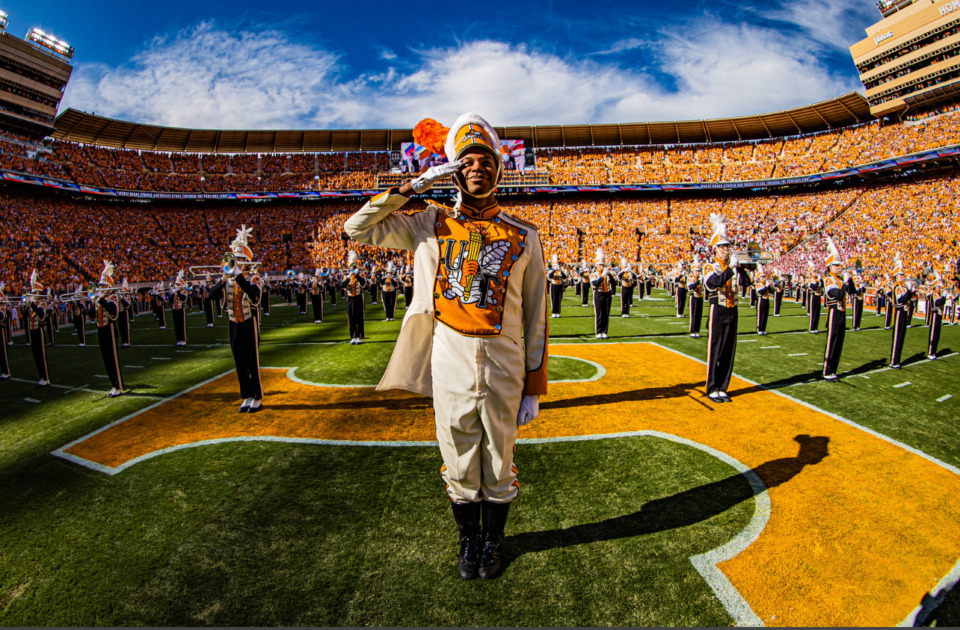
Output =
[{"x1": 413, "y1": 118, "x2": 449, "y2": 157}]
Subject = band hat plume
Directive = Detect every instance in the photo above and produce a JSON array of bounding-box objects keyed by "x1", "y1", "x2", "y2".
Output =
[
  {"x1": 891, "y1": 252, "x2": 904, "y2": 277},
  {"x1": 347, "y1": 250, "x2": 359, "y2": 267},
  {"x1": 230, "y1": 224, "x2": 254, "y2": 261},
  {"x1": 824, "y1": 234, "x2": 842, "y2": 267},
  {"x1": 444, "y1": 113, "x2": 504, "y2": 196},
  {"x1": 552, "y1": 254, "x2": 559, "y2": 268},
  {"x1": 174, "y1": 269, "x2": 186, "y2": 287},
  {"x1": 709, "y1": 213, "x2": 731, "y2": 248},
  {"x1": 30, "y1": 268, "x2": 43, "y2": 293},
  {"x1": 99, "y1": 260, "x2": 115, "y2": 287}
]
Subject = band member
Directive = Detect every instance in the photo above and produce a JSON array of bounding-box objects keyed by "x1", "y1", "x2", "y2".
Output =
[
  {"x1": 401, "y1": 265, "x2": 414, "y2": 310},
  {"x1": 210, "y1": 226, "x2": 264, "y2": 412},
  {"x1": 44, "y1": 292, "x2": 56, "y2": 347},
  {"x1": 947, "y1": 288, "x2": 958, "y2": 326},
  {"x1": 579, "y1": 261, "x2": 591, "y2": 307},
  {"x1": 875, "y1": 284, "x2": 885, "y2": 317},
  {"x1": 117, "y1": 279, "x2": 133, "y2": 346},
  {"x1": 927, "y1": 272, "x2": 946, "y2": 360},
  {"x1": 380, "y1": 262, "x2": 399, "y2": 321},
  {"x1": 850, "y1": 271, "x2": 864, "y2": 331},
  {"x1": 675, "y1": 263, "x2": 687, "y2": 318},
  {"x1": 368, "y1": 264, "x2": 380, "y2": 305},
  {"x1": 821, "y1": 237, "x2": 849, "y2": 382},
  {"x1": 67, "y1": 291, "x2": 87, "y2": 347},
  {"x1": 201, "y1": 277, "x2": 216, "y2": 327},
  {"x1": 311, "y1": 268, "x2": 326, "y2": 324},
  {"x1": 325, "y1": 269, "x2": 339, "y2": 307},
  {"x1": 151, "y1": 282, "x2": 168, "y2": 329},
  {"x1": 339, "y1": 251, "x2": 368, "y2": 344},
  {"x1": 345, "y1": 113, "x2": 548, "y2": 581},
  {"x1": 547, "y1": 255, "x2": 566, "y2": 318},
  {"x1": 170, "y1": 271, "x2": 189, "y2": 346},
  {"x1": 756, "y1": 264, "x2": 771, "y2": 335},
  {"x1": 93, "y1": 261, "x2": 124, "y2": 397},
  {"x1": 773, "y1": 271, "x2": 784, "y2": 316},
  {"x1": 883, "y1": 275, "x2": 895, "y2": 329},
  {"x1": 25, "y1": 270, "x2": 51, "y2": 386},
  {"x1": 590, "y1": 251, "x2": 615, "y2": 339},
  {"x1": 688, "y1": 259, "x2": 704, "y2": 338},
  {"x1": 704, "y1": 214, "x2": 750, "y2": 403},
  {"x1": 618, "y1": 259, "x2": 636, "y2": 318},
  {"x1": 889, "y1": 255, "x2": 912, "y2": 369},
  {"x1": 808, "y1": 271, "x2": 822, "y2": 334},
  {"x1": 295, "y1": 273, "x2": 308, "y2": 315},
  {"x1": 261, "y1": 279, "x2": 271, "y2": 316}
]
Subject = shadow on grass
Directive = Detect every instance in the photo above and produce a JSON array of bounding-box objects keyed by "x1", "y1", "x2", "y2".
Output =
[
  {"x1": 917, "y1": 579, "x2": 960, "y2": 626},
  {"x1": 503, "y1": 434, "x2": 829, "y2": 568},
  {"x1": 541, "y1": 382, "x2": 704, "y2": 410},
  {"x1": 840, "y1": 359, "x2": 887, "y2": 378}
]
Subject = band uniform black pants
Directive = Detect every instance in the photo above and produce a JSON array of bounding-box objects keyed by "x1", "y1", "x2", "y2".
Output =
[
  {"x1": 98, "y1": 323, "x2": 123, "y2": 390},
  {"x1": 757, "y1": 298, "x2": 769, "y2": 333},
  {"x1": 311, "y1": 293, "x2": 324, "y2": 323},
  {"x1": 884, "y1": 301, "x2": 894, "y2": 329},
  {"x1": 689, "y1": 296, "x2": 703, "y2": 335},
  {"x1": 852, "y1": 298, "x2": 863, "y2": 330},
  {"x1": 347, "y1": 295, "x2": 365, "y2": 339},
  {"x1": 118, "y1": 310, "x2": 131, "y2": 345},
  {"x1": 774, "y1": 291, "x2": 783, "y2": 316},
  {"x1": 45, "y1": 318, "x2": 55, "y2": 346},
  {"x1": 0, "y1": 330, "x2": 9, "y2": 376},
  {"x1": 890, "y1": 307, "x2": 909, "y2": 366},
  {"x1": 706, "y1": 303, "x2": 737, "y2": 395},
  {"x1": 383, "y1": 290, "x2": 397, "y2": 320},
  {"x1": 676, "y1": 287, "x2": 687, "y2": 317},
  {"x1": 204, "y1": 298, "x2": 215, "y2": 325},
  {"x1": 749, "y1": 288, "x2": 757, "y2": 308},
  {"x1": 809, "y1": 296, "x2": 821, "y2": 332},
  {"x1": 157, "y1": 306, "x2": 167, "y2": 329},
  {"x1": 580, "y1": 282, "x2": 590, "y2": 306},
  {"x1": 261, "y1": 292, "x2": 270, "y2": 316},
  {"x1": 329, "y1": 286, "x2": 338, "y2": 306},
  {"x1": 369, "y1": 283, "x2": 378, "y2": 305},
  {"x1": 929, "y1": 312, "x2": 943, "y2": 357},
  {"x1": 550, "y1": 284, "x2": 564, "y2": 315},
  {"x1": 403, "y1": 287, "x2": 412, "y2": 309},
  {"x1": 173, "y1": 308, "x2": 187, "y2": 343},
  {"x1": 823, "y1": 306, "x2": 846, "y2": 377},
  {"x1": 29, "y1": 327, "x2": 49, "y2": 382},
  {"x1": 594, "y1": 290, "x2": 612, "y2": 335},
  {"x1": 73, "y1": 313, "x2": 86, "y2": 346},
  {"x1": 229, "y1": 318, "x2": 262, "y2": 400},
  {"x1": 620, "y1": 285, "x2": 634, "y2": 316},
  {"x1": 297, "y1": 293, "x2": 307, "y2": 314}
]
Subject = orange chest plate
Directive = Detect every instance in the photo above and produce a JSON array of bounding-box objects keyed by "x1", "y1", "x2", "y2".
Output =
[{"x1": 433, "y1": 213, "x2": 528, "y2": 336}]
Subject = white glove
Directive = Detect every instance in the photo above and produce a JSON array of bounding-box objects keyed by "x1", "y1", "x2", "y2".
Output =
[
  {"x1": 411, "y1": 160, "x2": 463, "y2": 194},
  {"x1": 843, "y1": 272, "x2": 851, "y2": 282},
  {"x1": 517, "y1": 395, "x2": 540, "y2": 427},
  {"x1": 729, "y1": 253, "x2": 739, "y2": 268}
]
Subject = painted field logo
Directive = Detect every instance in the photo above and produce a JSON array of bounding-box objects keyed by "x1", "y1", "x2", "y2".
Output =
[{"x1": 53, "y1": 343, "x2": 960, "y2": 627}]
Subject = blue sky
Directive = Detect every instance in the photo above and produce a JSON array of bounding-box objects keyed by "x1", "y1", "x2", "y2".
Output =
[{"x1": 3, "y1": 0, "x2": 880, "y2": 129}]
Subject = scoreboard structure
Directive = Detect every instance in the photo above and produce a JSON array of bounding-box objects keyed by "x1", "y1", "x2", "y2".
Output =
[{"x1": 851, "y1": 0, "x2": 960, "y2": 117}]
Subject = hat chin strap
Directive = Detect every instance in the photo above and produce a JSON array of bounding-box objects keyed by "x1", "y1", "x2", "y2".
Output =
[{"x1": 453, "y1": 169, "x2": 502, "y2": 199}]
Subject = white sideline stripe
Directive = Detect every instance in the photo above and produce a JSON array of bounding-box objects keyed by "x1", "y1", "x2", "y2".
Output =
[
  {"x1": 23, "y1": 398, "x2": 41, "y2": 403},
  {"x1": 893, "y1": 382, "x2": 912, "y2": 389},
  {"x1": 738, "y1": 340, "x2": 757, "y2": 343},
  {"x1": 937, "y1": 395, "x2": 952, "y2": 403},
  {"x1": 761, "y1": 346, "x2": 781, "y2": 349},
  {"x1": 788, "y1": 353, "x2": 808, "y2": 357},
  {"x1": 151, "y1": 357, "x2": 171, "y2": 360}
]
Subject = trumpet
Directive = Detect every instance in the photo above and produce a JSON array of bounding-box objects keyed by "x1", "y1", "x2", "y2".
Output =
[
  {"x1": 190, "y1": 252, "x2": 260, "y2": 277},
  {"x1": 840, "y1": 266, "x2": 879, "y2": 273},
  {"x1": 0, "y1": 295, "x2": 27, "y2": 305},
  {"x1": 732, "y1": 250, "x2": 775, "y2": 264}
]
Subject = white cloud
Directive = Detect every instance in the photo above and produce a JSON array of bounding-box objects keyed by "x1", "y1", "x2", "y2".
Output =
[
  {"x1": 63, "y1": 17, "x2": 864, "y2": 131},
  {"x1": 755, "y1": 0, "x2": 878, "y2": 51}
]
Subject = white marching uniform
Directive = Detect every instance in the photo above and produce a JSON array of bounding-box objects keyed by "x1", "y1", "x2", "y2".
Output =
[{"x1": 345, "y1": 189, "x2": 549, "y2": 504}]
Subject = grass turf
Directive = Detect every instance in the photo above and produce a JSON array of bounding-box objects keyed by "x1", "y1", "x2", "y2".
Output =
[{"x1": 0, "y1": 289, "x2": 957, "y2": 625}]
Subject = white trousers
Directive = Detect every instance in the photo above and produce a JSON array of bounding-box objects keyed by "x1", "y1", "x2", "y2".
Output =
[{"x1": 432, "y1": 323, "x2": 524, "y2": 504}]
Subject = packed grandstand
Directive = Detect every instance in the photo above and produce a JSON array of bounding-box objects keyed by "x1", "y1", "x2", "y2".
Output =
[{"x1": 1, "y1": 99, "x2": 959, "y2": 304}]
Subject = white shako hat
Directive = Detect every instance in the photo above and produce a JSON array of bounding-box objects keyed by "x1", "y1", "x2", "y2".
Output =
[
  {"x1": 824, "y1": 234, "x2": 842, "y2": 267},
  {"x1": 551, "y1": 254, "x2": 559, "y2": 268},
  {"x1": 595, "y1": 247, "x2": 605, "y2": 267},
  {"x1": 709, "y1": 213, "x2": 731, "y2": 248},
  {"x1": 174, "y1": 269, "x2": 186, "y2": 287},
  {"x1": 230, "y1": 224, "x2": 254, "y2": 261},
  {"x1": 386, "y1": 261, "x2": 396, "y2": 273},
  {"x1": 891, "y1": 252, "x2": 904, "y2": 277},
  {"x1": 99, "y1": 260, "x2": 115, "y2": 287},
  {"x1": 30, "y1": 269, "x2": 44, "y2": 294},
  {"x1": 347, "y1": 250, "x2": 359, "y2": 268},
  {"x1": 444, "y1": 113, "x2": 503, "y2": 197}
]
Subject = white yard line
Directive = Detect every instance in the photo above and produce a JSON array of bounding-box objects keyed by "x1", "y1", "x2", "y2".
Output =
[
  {"x1": 893, "y1": 382, "x2": 912, "y2": 389},
  {"x1": 788, "y1": 353, "x2": 808, "y2": 357},
  {"x1": 938, "y1": 395, "x2": 953, "y2": 403},
  {"x1": 23, "y1": 398, "x2": 41, "y2": 403},
  {"x1": 761, "y1": 346, "x2": 781, "y2": 349}
]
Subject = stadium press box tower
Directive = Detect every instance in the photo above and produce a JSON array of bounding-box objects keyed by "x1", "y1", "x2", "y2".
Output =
[
  {"x1": 851, "y1": 0, "x2": 960, "y2": 118},
  {"x1": 0, "y1": 13, "x2": 73, "y2": 138}
]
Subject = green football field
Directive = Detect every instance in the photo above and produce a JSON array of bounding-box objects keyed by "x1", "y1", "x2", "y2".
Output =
[{"x1": 0, "y1": 289, "x2": 958, "y2": 626}]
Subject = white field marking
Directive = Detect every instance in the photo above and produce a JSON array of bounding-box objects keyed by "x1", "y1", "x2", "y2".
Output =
[
  {"x1": 788, "y1": 353, "x2": 808, "y2": 357},
  {"x1": 124, "y1": 365, "x2": 144, "y2": 369},
  {"x1": 668, "y1": 322, "x2": 688, "y2": 326},
  {"x1": 738, "y1": 339, "x2": 758, "y2": 343},
  {"x1": 893, "y1": 382, "x2": 912, "y2": 389},
  {"x1": 23, "y1": 398, "x2": 41, "y2": 403},
  {"x1": 548, "y1": 355, "x2": 606, "y2": 383},
  {"x1": 151, "y1": 357, "x2": 171, "y2": 361},
  {"x1": 854, "y1": 352, "x2": 959, "y2": 379},
  {"x1": 94, "y1": 374, "x2": 108, "y2": 379},
  {"x1": 8, "y1": 377, "x2": 103, "y2": 396},
  {"x1": 761, "y1": 346, "x2": 781, "y2": 349},
  {"x1": 937, "y1": 395, "x2": 953, "y2": 403}
]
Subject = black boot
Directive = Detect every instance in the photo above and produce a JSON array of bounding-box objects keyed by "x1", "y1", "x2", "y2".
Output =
[
  {"x1": 479, "y1": 500, "x2": 510, "y2": 579},
  {"x1": 450, "y1": 501, "x2": 481, "y2": 580}
]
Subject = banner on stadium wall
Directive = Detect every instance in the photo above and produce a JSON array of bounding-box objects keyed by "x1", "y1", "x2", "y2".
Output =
[{"x1": 2, "y1": 143, "x2": 959, "y2": 199}]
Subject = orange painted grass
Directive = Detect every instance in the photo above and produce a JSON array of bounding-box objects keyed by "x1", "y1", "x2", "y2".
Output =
[{"x1": 63, "y1": 343, "x2": 960, "y2": 627}]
